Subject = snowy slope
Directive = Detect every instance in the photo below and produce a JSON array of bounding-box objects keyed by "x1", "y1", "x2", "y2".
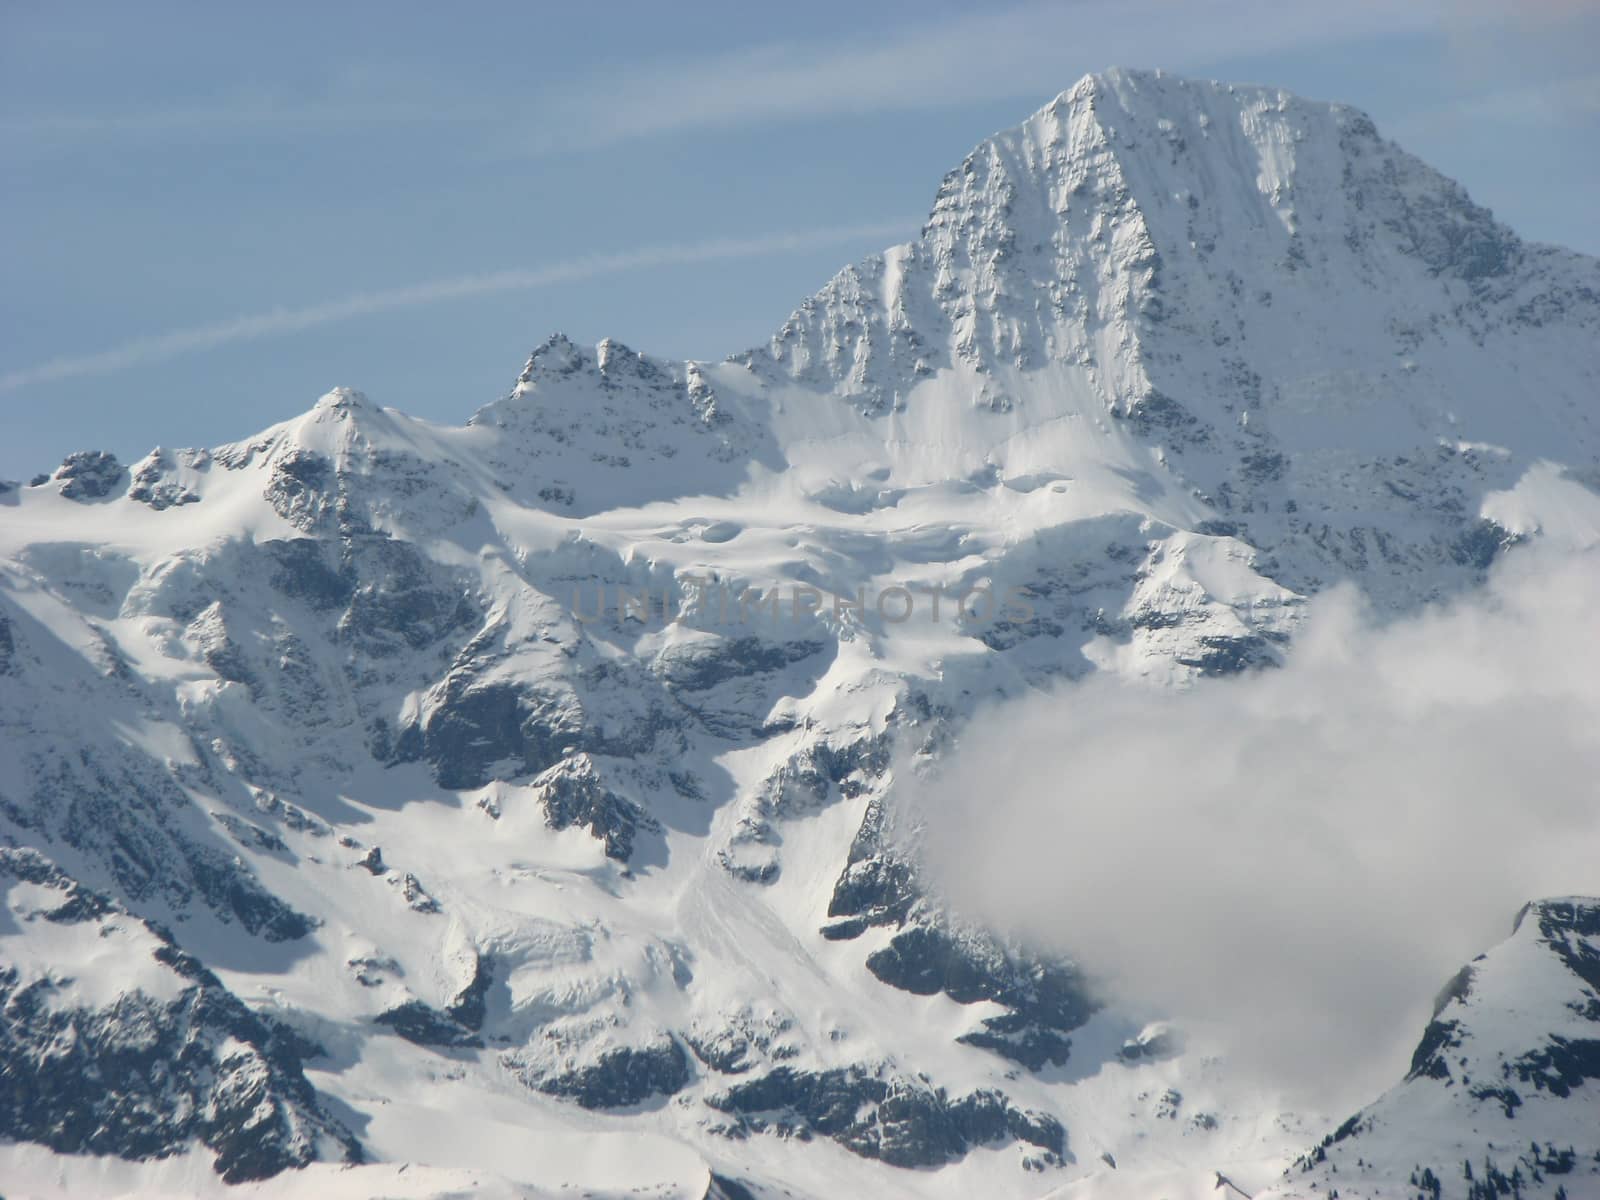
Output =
[
  {"x1": 1270, "y1": 899, "x2": 1600, "y2": 1200},
  {"x1": 1, "y1": 69, "x2": 1598, "y2": 1198}
]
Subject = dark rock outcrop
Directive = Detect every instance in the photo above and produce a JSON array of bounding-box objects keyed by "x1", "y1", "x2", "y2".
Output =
[
  {"x1": 709, "y1": 1066, "x2": 1065, "y2": 1167},
  {"x1": 53, "y1": 450, "x2": 125, "y2": 500},
  {"x1": 826, "y1": 777, "x2": 1094, "y2": 1070},
  {"x1": 533, "y1": 1038, "x2": 691, "y2": 1109},
  {"x1": 866, "y1": 923, "x2": 1096, "y2": 1070},
  {"x1": 392, "y1": 680, "x2": 588, "y2": 790},
  {"x1": 654, "y1": 636, "x2": 827, "y2": 693},
  {"x1": 374, "y1": 1000, "x2": 484, "y2": 1049},
  {"x1": 0, "y1": 849, "x2": 359, "y2": 1182},
  {"x1": 127, "y1": 452, "x2": 199, "y2": 510},
  {"x1": 532, "y1": 754, "x2": 658, "y2": 861}
]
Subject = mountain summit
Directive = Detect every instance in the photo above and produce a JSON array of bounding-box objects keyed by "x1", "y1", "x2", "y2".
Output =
[{"x1": 2, "y1": 70, "x2": 1598, "y2": 1198}]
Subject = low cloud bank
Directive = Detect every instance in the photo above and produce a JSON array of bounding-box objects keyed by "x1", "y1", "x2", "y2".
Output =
[{"x1": 917, "y1": 547, "x2": 1600, "y2": 1110}]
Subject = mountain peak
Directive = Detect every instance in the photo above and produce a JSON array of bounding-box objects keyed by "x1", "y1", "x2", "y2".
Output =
[
  {"x1": 755, "y1": 66, "x2": 1572, "y2": 427},
  {"x1": 312, "y1": 386, "x2": 369, "y2": 414},
  {"x1": 512, "y1": 332, "x2": 584, "y2": 386}
]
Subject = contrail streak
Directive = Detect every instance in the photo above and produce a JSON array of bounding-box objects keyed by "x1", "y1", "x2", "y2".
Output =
[{"x1": 0, "y1": 220, "x2": 913, "y2": 392}]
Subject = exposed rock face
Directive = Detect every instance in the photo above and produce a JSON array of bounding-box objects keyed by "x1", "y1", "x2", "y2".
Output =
[
  {"x1": 653, "y1": 635, "x2": 828, "y2": 693},
  {"x1": 1285, "y1": 898, "x2": 1600, "y2": 1198},
  {"x1": 52, "y1": 450, "x2": 125, "y2": 500},
  {"x1": 0, "y1": 591, "x2": 314, "y2": 942},
  {"x1": 708, "y1": 1067, "x2": 1066, "y2": 1167},
  {"x1": 822, "y1": 737, "x2": 1097, "y2": 1070},
  {"x1": 0, "y1": 849, "x2": 358, "y2": 1182},
  {"x1": 393, "y1": 679, "x2": 599, "y2": 790},
  {"x1": 532, "y1": 753, "x2": 658, "y2": 861},
  {"x1": 866, "y1": 923, "x2": 1096, "y2": 1069},
  {"x1": 529, "y1": 1038, "x2": 692, "y2": 1110},
  {"x1": 375, "y1": 999, "x2": 484, "y2": 1049},
  {"x1": 128, "y1": 449, "x2": 202, "y2": 510}
]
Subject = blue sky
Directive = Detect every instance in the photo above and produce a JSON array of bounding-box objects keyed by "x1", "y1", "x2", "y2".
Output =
[{"x1": 2, "y1": 1, "x2": 1596, "y2": 480}]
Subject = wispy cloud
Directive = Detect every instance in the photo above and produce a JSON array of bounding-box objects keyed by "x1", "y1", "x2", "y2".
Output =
[
  {"x1": 6, "y1": 2, "x2": 1447, "y2": 152},
  {"x1": 0, "y1": 100, "x2": 481, "y2": 139},
  {"x1": 0, "y1": 221, "x2": 913, "y2": 392},
  {"x1": 531, "y1": 0, "x2": 1447, "y2": 152}
]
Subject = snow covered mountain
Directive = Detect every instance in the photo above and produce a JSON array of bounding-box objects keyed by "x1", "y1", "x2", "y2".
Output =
[
  {"x1": 1281, "y1": 899, "x2": 1600, "y2": 1200},
  {"x1": 2, "y1": 68, "x2": 1598, "y2": 1198}
]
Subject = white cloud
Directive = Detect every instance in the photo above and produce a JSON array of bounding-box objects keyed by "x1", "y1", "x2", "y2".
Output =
[
  {"x1": 0, "y1": 220, "x2": 913, "y2": 392},
  {"x1": 914, "y1": 546, "x2": 1600, "y2": 1113},
  {"x1": 0, "y1": 100, "x2": 476, "y2": 138},
  {"x1": 519, "y1": 0, "x2": 1447, "y2": 153}
]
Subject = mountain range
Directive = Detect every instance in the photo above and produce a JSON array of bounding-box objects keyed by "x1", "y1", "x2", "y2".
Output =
[{"x1": 2, "y1": 67, "x2": 1597, "y2": 1198}]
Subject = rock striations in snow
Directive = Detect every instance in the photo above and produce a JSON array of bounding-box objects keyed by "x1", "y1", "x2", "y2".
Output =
[
  {"x1": 1286, "y1": 899, "x2": 1600, "y2": 1200},
  {"x1": 2, "y1": 69, "x2": 1598, "y2": 1198}
]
